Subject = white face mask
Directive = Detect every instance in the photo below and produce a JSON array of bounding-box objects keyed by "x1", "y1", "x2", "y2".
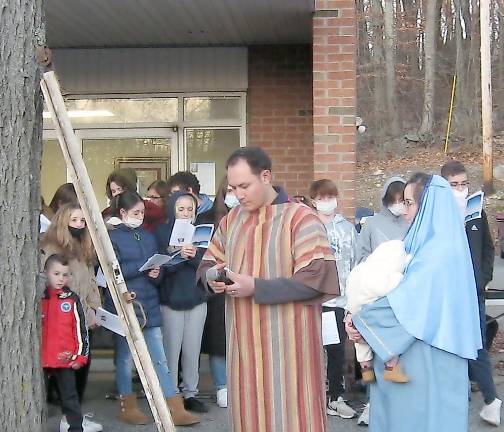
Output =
[
  {"x1": 388, "y1": 203, "x2": 406, "y2": 217},
  {"x1": 315, "y1": 198, "x2": 337, "y2": 216},
  {"x1": 224, "y1": 194, "x2": 240, "y2": 209},
  {"x1": 124, "y1": 216, "x2": 143, "y2": 229},
  {"x1": 452, "y1": 188, "x2": 468, "y2": 219}
]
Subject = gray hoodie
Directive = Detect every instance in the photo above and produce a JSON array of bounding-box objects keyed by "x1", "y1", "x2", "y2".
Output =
[
  {"x1": 323, "y1": 214, "x2": 357, "y2": 308},
  {"x1": 356, "y1": 176, "x2": 410, "y2": 264}
]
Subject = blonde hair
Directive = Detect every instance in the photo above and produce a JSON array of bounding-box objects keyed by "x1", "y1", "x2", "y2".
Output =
[
  {"x1": 175, "y1": 194, "x2": 197, "y2": 223},
  {"x1": 42, "y1": 203, "x2": 96, "y2": 266}
]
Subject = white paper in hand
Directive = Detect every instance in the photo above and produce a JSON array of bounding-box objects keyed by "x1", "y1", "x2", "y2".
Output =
[
  {"x1": 169, "y1": 219, "x2": 196, "y2": 246},
  {"x1": 322, "y1": 311, "x2": 340, "y2": 346},
  {"x1": 96, "y1": 307, "x2": 126, "y2": 337},
  {"x1": 139, "y1": 253, "x2": 179, "y2": 272}
]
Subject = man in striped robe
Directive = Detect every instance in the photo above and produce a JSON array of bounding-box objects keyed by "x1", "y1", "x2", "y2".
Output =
[{"x1": 197, "y1": 147, "x2": 340, "y2": 432}]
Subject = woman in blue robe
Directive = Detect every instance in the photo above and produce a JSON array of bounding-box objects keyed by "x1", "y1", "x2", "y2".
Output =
[{"x1": 347, "y1": 174, "x2": 482, "y2": 432}]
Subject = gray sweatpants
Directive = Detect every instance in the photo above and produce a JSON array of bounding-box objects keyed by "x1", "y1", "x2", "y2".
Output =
[{"x1": 160, "y1": 303, "x2": 207, "y2": 399}]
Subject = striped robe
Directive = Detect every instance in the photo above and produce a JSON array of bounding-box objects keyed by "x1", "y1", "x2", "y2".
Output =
[{"x1": 199, "y1": 200, "x2": 339, "y2": 432}]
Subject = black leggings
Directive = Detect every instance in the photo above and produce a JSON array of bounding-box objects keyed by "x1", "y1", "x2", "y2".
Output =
[{"x1": 323, "y1": 307, "x2": 347, "y2": 399}]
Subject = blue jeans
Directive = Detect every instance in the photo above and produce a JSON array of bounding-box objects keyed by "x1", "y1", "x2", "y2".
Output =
[
  {"x1": 469, "y1": 296, "x2": 498, "y2": 404},
  {"x1": 209, "y1": 355, "x2": 226, "y2": 390},
  {"x1": 115, "y1": 327, "x2": 177, "y2": 398}
]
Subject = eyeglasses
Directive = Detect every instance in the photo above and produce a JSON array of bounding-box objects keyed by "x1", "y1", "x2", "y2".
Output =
[
  {"x1": 404, "y1": 199, "x2": 416, "y2": 208},
  {"x1": 146, "y1": 195, "x2": 162, "y2": 200},
  {"x1": 449, "y1": 181, "x2": 469, "y2": 188}
]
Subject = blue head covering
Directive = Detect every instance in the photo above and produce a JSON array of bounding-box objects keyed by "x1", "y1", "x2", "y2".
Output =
[{"x1": 387, "y1": 175, "x2": 482, "y2": 359}]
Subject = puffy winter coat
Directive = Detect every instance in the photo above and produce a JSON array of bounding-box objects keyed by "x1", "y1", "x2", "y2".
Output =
[
  {"x1": 41, "y1": 287, "x2": 89, "y2": 369},
  {"x1": 106, "y1": 224, "x2": 163, "y2": 328}
]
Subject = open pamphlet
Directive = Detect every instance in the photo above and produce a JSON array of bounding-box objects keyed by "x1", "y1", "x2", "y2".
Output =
[
  {"x1": 465, "y1": 190, "x2": 484, "y2": 223},
  {"x1": 138, "y1": 252, "x2": 186, "y2": 272},
  {"x1": 169, "y1": 219, "x2": 214, "y2": 248},
  {"x1": 96, "y1": 307, "x2": 126, "y2": 337}
]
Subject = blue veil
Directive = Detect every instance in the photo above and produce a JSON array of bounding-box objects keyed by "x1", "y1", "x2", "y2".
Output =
[{"x1": 387, "y1": 175, "x2": 482, "y2": 360}]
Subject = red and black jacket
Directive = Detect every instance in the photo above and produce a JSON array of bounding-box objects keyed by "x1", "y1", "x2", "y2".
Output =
[{"x1": 41, "y1": 287, "x2": 89, "y2": 369}]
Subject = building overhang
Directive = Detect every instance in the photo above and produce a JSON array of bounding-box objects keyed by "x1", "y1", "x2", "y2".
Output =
[{"x1": 46, "y1": 0, "x2": 314, "y2": 49}]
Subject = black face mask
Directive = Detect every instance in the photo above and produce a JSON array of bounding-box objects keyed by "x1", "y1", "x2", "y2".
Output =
[{"x1": 68, "y1": 226, "x2": 86, "y2": 238}]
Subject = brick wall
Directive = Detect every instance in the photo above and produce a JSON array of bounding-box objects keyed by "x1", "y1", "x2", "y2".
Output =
[
  {"x1": 313, "y1": 0, "x2": 357, "y2": 218},
  {"x1": 248, "y1": 45, "x2": 314, "y2": 197}
]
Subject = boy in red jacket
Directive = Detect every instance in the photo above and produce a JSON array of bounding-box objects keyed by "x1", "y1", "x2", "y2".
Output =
[{"x1": 42, "y1": 254, "x2": 89, "y2": 432}]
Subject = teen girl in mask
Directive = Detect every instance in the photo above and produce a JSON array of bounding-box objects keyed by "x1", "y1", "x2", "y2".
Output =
[
  {"x1": 357, "y1": 177, "x2": 409, "y2": 263},
  {"x1": 41, "y1": 202, "x2": 103, "y2": 432},
  {"x1": 309, "y1": 179, "x2": 358, "y2": 420},
  {"x1": 106, "y1": 191, "x2": 199, "y2": 426}
]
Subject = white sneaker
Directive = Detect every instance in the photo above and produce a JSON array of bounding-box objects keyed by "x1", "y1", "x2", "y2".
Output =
[
  {"x1": 217, "y1": 388, "x2": 228, "y2": 408},
  {"x1": 82, "y1": 413, "x2": 103, "y2": 432},
  {"x1": 60, "y1": 413, "x2": 103, "y2": 432},
  {"x1": 357, "y1": 403, "x2": 369, "y2": 426},
  {"x1": 59, "y1": 416, "x2": 70, "y2": 432},
  {"x1": 480, "y1": 398, "x2": 502, "y2": 426},
  {"x1": 326, "y1": 396, "x2": 356, "y2": 419}
]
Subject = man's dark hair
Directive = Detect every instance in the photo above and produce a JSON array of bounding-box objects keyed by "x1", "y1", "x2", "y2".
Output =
[
  {"x1": 382, "y1": 181, "x2": 406, "y2": 206},
  {"x1": 226, "y1": 147, "x2": 272, "y2": 175},
  {"x1": 440, "y1": 160, "x2": 466, "y2": 179},
  {"x1": 167, "y1": 171, "x2": 201, "y2": 196},
  {"x1": 44, "y1": 253, "x2": 69, "y2": 271},
  {"x1": 406, "y1": 172, "x2": 431, "y2": 204}
]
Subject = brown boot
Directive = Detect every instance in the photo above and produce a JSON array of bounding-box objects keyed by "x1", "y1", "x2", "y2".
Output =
[
  {"x1": 118, "y1": 393, "x2": 149, "y2": 425},
  {"x1": 167, "y1": 395, "x2": 200, "y2": 426},
  {"x1": 383, "y1": 363, "x2": 410, "y2": 383},
  {"x1": 361, "y1": 368, "x2": 376, "y2": 384}
]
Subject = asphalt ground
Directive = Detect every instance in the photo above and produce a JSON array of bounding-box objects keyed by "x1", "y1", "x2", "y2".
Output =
[{"x1": 45, "y1": 256, "x2": 504, "y2": 431}]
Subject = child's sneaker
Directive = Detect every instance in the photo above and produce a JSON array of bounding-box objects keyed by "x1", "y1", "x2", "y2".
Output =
[
  {"x1": 480, "y1": 398, "x2": 502, "y2": 426},
  {"x1": 326, "y1": 396, "x2": 356, "y2": 419}
]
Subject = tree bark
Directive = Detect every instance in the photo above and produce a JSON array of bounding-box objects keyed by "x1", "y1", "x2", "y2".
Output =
[
  {"x1": 453, "y1": 0, "x2": 472, "y2": 140},
  {"x1": 383, "y1": 0, "x2": 400, "y2": 134},
  {"x1": 0, "y1": 0, "x2": 45, "y2": 430},
  {"x1": 370, "y1": 0, "x2": 387, "y2": 151},
  {"x1": 419, "y1": 0, "x2": 440, "y2": 141}
]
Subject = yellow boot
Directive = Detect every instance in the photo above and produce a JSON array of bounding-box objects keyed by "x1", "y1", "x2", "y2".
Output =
[
  {"x1": 166, "y1": 395, "x2": 200, "y2": 426},
  {"x1": 383, "y1": 363, "x2": 410, "y2": 383},
  {"x1": 117, "y1": 393, "x2": 149, "y2": 425},
  {"x1": 361, "y1": 368, "x2": 376, "y2": 384}
]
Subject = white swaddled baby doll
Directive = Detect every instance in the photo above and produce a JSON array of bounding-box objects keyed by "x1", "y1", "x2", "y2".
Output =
[{"x1": 346, "y1": 240, "x2": 412, "y2": 384}]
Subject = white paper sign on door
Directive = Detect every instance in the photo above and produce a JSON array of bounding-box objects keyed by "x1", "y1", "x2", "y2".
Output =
[{"x1": 190, "y1": 162, "x2": 216, "y2": 196}]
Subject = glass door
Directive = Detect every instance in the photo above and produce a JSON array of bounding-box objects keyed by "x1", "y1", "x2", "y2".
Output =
[{"x1": 42, "y1": 128, "x2": 177, "y2": 210}]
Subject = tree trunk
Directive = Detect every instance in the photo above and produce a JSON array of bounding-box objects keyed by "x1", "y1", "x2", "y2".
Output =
[
  {"x1": 0, "y1": 1, "x2": 45, "y2": 430},
  {"x1": 370, "y1": 0, "x2": 387, "y2": 152},
  {"x1": 453, "y1": 0, "x2": 472, "y2": 140},
  {"x1": 383, "y1": 0, "x2": 400, "y2": 134},
  {"x1": 468, "y1": 1, "x2": 482, "y2": 144},
  {"x1": 419, "y1": 0, "x2": 440, "y2": 141}
]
